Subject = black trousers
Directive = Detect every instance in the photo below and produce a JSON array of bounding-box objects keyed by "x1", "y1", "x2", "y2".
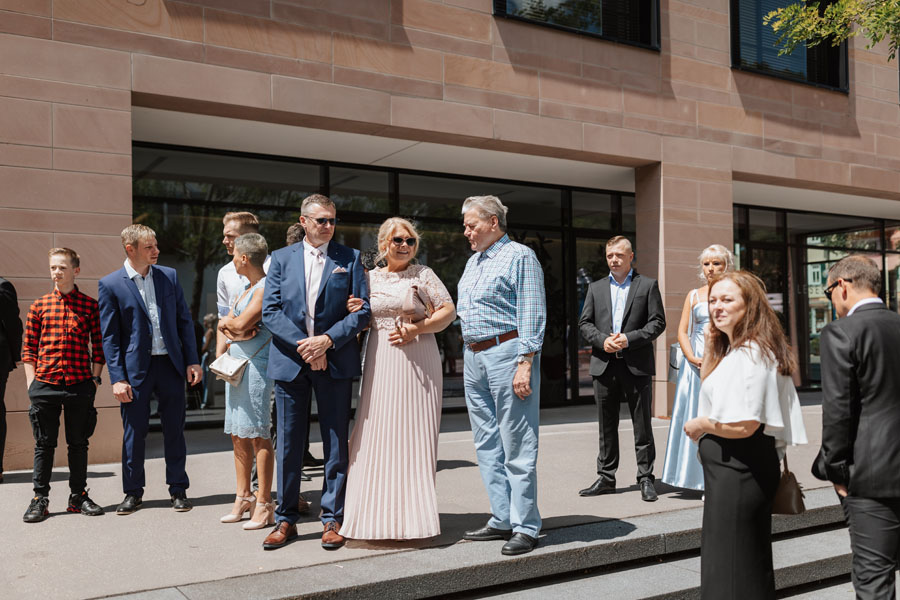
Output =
[
  {"x1": 699, "y1": 427, "x2": 779, "y2": 600},
  {"x1": 842, "y1": 495, "x2": 900, "y2": 600},
  {"x1": 29, "y1": 379, "x2": 98, "y2": 497},
  {"x1": 0, "y1": 368, "x2": 8, "y2": 474},
  {"x1": 592, "y1": 359, "x2": 655, "y2": 484}
]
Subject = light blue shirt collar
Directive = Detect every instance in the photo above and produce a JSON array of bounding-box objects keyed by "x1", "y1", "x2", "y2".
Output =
[
  {"x1": 608, "y1": 269, "x2": 634, "y2": 287},
  {"x1": 124, "y1": 259, "x2": 152, "y2": 281}
]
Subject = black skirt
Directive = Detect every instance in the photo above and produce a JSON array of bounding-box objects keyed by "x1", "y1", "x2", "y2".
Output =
[{"x1": 699, "y1": 425, "x2": 780, "y2": 600}]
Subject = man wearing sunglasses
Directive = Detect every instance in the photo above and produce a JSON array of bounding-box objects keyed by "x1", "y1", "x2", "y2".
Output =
[
  {"x1": 813, "y1": 255, "x2": 900, "y2": 599},
  {"x1": 261, "y1": 194, "x2": 370, "y2": 552}
]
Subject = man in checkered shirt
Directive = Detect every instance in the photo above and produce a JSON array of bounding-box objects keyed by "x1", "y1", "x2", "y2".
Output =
[
  {"x1": 21, "y1": 248, "x2": 106, "y2": 523},
  {"x1": 457, "y1": 195, "x2": 546, "y2": 556}
]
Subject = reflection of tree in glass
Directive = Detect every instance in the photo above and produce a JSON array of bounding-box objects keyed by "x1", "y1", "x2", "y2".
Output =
[{"x1": 510, "y1": 0, "x2": 603, "y2": 35}]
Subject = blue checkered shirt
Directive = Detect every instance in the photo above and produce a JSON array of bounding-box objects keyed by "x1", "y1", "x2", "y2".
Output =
[{"x1": 457, "y1": 234, "x2": 546, "y2": 356}]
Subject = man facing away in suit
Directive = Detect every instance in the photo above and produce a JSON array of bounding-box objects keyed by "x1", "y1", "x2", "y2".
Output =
[
  {"x1": 0, "y1": 275, "x2": 23, "y2": 484},
  {"x1": 98, "y1": 224, "x2": 201, "y2": 515},
  {"x1": 578, "y1": 236, "x2": 666, "y2": 502},
  {"x1": 815, "y1": 255, "x2": 900, "y2": 599},
  {"x1": 260, "y1": 194, "x2": 369, "y2": 552}
]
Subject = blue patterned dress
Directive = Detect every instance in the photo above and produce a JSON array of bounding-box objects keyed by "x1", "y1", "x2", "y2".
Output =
[
  {"x1": 661, "y1": 291, "x2": 709, "y2": 491},
  {"x1": 224, "y1": 278, "x2": 273, "y2": 439}
]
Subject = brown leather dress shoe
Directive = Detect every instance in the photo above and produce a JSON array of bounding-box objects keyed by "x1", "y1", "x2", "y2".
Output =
[
  {"x1": 321, "y1": 521, "x2": 345, "y2": 550},
  {"x1": 298, "y1": 495, "x2": 310, "y2": 514},
  {"x1": 262, "y1": 521, "x2": 298, "y2": 550}
]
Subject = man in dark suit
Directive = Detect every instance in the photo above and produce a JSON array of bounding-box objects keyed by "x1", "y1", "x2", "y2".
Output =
[
  {"x1": 0, "y1": 276, "x2": 23, "y2": 483},
  {"x1": 578, "y1": 236, "x2": 666, "y2": 502},
  {"x1": 98, "y1": 224, "x2": 201, "y2": 515},
  {"x1": 814, "y1": 255, "x2": 900, "y2": 599},
  {"x1": 261, "y1": 194, "x2": 369, "y2": 551}
]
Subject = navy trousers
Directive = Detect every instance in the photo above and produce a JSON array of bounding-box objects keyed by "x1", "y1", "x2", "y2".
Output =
[
  {"x1": 121, "y1": 355, "x2": 189, "y2": 496},
  {"x1": 274, "y1": 369, "x2": 351, "y2": 526}
]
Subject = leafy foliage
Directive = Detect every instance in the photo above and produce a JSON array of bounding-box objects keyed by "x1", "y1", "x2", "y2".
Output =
[{"x1": 764, "y1": 0, "x2": 900, "y2": 61}]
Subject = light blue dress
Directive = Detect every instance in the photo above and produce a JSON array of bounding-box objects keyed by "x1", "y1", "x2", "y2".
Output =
[
  {"x1": 661, "y1": 291, "x2": 709, "y2": 491},
  {"x1": 224, "y1": 278, "x2": 273, "y2": 439}
]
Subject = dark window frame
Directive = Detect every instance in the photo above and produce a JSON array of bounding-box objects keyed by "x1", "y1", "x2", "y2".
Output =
[
  {"x1": 729, "y1": 0, "x2": 849, "y2": 93},
  {"x1": 493, "y1": 0, "x2": 660, "y2": 52}
]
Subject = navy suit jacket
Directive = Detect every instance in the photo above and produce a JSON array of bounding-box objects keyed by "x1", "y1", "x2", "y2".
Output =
[
  {"x1": 263, "y1": 241, "x2": 370, "y2": 382},
  {"x1": 98, "y1": 264, "x2": 199, "y2": 388}
]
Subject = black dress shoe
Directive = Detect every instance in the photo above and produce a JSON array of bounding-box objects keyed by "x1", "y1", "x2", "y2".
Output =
[
  {"x1": 501, "y1": 533, "x2": 538, "y2": 555},
  {"x1": 116, "y1": 494, "x2": 142, "y2": 515},
  {"x1": 67, "y1": 490, "x2": 104, "y2": 516},
  {"x1": 300, "y1": 470, "x2": 312, "y2": 482},
  {"x1": 640, "y1": 479, "x2": 658, "y2": 502},
  {"x1": 171, "y1": 491, "x2": 193, "y2": 512},
  {"x1": 303, "y1": 453, "x2": 324, "y2": 468},
  {"x1": 579, "y1": 477, "x2": 616, "y2": 497},
  {"x1": 463, "y1": 525, "x2": 513, "y2": 541}
]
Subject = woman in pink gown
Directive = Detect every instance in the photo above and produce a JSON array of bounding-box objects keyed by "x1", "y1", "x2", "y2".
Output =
[{"x1": 340, "y1": 217, "x2": 456, "y2": 540}]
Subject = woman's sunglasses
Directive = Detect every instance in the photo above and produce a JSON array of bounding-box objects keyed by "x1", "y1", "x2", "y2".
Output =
[{"x1": 391, "y1": 237, "x2": 417, "y2": 247}]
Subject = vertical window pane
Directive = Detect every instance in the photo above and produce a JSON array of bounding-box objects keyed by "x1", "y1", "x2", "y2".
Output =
[
  {"x1": 329, "y1": 167, "x2": 391, "y2": 213},
  {"x1": 573, "y1": 191, "x2": 614, "y2": 230},
  {"x1": 575, "y1": 237, "x2": 609, "y2": 396}
]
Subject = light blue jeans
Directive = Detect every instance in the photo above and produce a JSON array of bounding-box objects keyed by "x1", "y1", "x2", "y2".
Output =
[{"x1": 464, "y1": 338, "x2": 541, "y2": 538}]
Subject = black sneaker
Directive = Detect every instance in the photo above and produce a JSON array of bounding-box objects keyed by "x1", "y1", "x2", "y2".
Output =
[
  {"x1": 170, "y1": 491, "x2": 192, "y2": 512},
  {"x1": 23, "y1": 496, "x2": 50, "y2": 523},
  {"x1": 116, "y1": 494, "x2": 142, "y2": 515},
  {"x1": 67, "y1": 490, "x2": 104, "y2": 516}
]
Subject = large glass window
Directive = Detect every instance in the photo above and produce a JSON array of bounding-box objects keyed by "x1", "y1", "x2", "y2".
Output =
[
  {"x1": 735, "y1": 205, "x2": 891, "y2": 388},
  {"x1": 731, "y1": 0, "x2": 848, "y2": 91},
  {"x1": 134, "y1": 143, "x2": 635, "y2": 419},
  {"x1": 494, "y1": 0, "x2": 660, "y2": 50}
]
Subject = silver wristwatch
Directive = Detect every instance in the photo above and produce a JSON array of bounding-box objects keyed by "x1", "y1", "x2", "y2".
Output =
[{"x1": 517, "y1": 354, "x2": 534, "y2": 364}]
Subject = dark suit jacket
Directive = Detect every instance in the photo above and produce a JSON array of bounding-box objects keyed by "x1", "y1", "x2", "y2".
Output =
[
  {"x1": 262, "y1": 241, "x2": 370, "y2": 382},
  {"x1": 578, "y1": 271, "x2": 666, "y2": 377},
  {"x1": 814, "y1": 302, "x2": 900, "y2": 498},
  {"x1": 0, "y1": 277, "x2": 23, "y2": 374},
  {"x1": 97, "y1": 265, "x2": 199, "y2": 388}
]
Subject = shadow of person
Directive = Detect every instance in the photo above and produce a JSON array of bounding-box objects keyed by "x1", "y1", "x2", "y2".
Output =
[
  {"x1": 1, "y1": 470, "x2": 116, "y2": 485},
  {"x1": 537, "y1": 516, "x2": 638, "y2": 547},
  {"x1": 436, "y1": 459, "x2": 477, "y2": 471}
]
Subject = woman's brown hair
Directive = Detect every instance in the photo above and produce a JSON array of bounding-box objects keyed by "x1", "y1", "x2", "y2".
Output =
[{"x1": 704, "y1": 270, "x2": 796, "y2": 378}]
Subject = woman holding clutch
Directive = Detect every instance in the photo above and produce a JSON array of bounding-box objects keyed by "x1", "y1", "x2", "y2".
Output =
[{"x1": 340, "y1": 217, "x2": 456, "y2": 540}]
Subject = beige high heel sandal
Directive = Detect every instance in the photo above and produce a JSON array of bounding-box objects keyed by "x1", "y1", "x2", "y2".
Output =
[
  {"x1": 220, "y1": 495, "x2": 256, "y2": 523},
  {"x1": 243, "y1": 500, "x2": 276, "y2": 530}
]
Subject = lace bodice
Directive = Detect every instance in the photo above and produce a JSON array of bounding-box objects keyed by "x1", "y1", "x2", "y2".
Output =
[{"x1": 368, "y1": 264, "x2": 452, "y2": 330}]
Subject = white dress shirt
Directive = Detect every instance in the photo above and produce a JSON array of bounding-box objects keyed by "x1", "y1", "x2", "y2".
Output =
[
  {"x1": 304, "y1": 240, "x2": 329, "y2": 336},
  {"x1": 847, "y1": 296, "x2": 884, "y2": 316},
  {"x1": 609, "y1": 269, "x2": 633, "y2": 334},
  {"x1": 216, "y1": 255, "x2": 271, "y2": 317},
  {"x1": 124, "y1": 259, "x2": 167, "y2": 355}
]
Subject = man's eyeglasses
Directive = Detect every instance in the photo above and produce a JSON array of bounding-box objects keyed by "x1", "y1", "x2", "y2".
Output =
[
  {"x1": 824, "y1": 278, "x2": 851, "y2": 302},
  {"x1": 312, "y1": 217, "x2": 336, "y2": 226},
  {"x1": 392, "y1": 237, "x2": 417, "y2": 247}
]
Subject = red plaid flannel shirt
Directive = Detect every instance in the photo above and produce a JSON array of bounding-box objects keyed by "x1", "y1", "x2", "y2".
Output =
[{"x1": 22, "y1": 286, "x2": 105, "y2": 385}]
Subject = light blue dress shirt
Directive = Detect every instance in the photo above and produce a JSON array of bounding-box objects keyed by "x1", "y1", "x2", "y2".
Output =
[
  {"x1": 609, "y1": 269, "x2": 633, "y2": 334},
  {"x1": 124, "y1": 259, "x2": 168, "y2": 355}
]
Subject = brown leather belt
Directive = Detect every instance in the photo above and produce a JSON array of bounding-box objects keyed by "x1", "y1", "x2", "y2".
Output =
[{"x1": 469, "y1": 330, "x2": 518, "y2": 353}]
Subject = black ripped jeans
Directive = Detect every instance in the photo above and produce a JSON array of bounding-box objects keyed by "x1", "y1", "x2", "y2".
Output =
[{"x1": 28, "y1": 379, "x2": 98, "y2": 497}]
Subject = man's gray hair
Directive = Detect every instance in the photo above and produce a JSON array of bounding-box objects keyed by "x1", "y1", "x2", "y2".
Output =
[
  {"x1": 300, "y1": 193, "x2": 335, "y2": 215},
  {"x1": 828, "y1": 255, "x2": 882, "y2": 295},
  {"x1": 233, "y1": 233, "x2": 268, "y2": 268},
  {"x1": 462, "y1": 195, "x2": 509, "y2": 231}
]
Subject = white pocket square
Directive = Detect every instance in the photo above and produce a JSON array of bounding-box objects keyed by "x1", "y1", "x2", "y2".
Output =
[{"x1": 332, "y1": 266, "x2": 348, "y2": 274}]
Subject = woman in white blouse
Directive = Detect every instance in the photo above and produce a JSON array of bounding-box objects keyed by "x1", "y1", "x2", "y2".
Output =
[{"x1": 684, "y1": 271, "x2": 807, "y2": 600}]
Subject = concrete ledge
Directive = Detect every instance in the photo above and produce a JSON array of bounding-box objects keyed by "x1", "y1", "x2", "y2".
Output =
[{"x1": 101, "y1": 488, "x2": 845, "y2": 600}]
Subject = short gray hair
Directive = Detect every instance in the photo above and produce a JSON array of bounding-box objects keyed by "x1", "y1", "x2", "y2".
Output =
[
  {"x1": 462, "y1": 195, "x2": 509, "y2": 231},
  {"x1": 828, "y1": 255, "x2": 882, "y2": 295},
  {"x1": 300, "y1": 193, "x2": 335, "y2": 216},
  {"x1": 233, "y1": 233, "x2": 268, "y2": 268}
]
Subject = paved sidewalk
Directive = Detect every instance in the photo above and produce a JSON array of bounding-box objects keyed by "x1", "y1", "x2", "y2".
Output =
[{"x1": 0, "y1": 404, "x2": 828, "y2": 600}]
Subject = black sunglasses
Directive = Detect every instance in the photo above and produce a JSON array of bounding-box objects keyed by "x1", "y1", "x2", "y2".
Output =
[
  {"x1": 311, "y1": 217, "x2": 336, "y2": 226},
  {"x1": 392, "y1": 237, "x2": 417, "y2": 247},
  {"x1": 824, "y1": 278, "x2": 851, "y2": 302}
]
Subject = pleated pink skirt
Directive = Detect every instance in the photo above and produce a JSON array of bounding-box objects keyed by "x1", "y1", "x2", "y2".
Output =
[{"x1": 339, "y1": 327, "x2": 443, "y2": 540}]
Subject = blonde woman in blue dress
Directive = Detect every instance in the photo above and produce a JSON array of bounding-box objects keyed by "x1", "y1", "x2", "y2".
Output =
[{"x1": 661, "y1": 245, "x2": 733, "y2": 491}]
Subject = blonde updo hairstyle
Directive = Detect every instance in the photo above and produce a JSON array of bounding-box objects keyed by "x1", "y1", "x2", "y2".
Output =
[
  {"x1": 697, "y1": 244, "x2": 735, "y2": 282},
  {"x1": 375, "y1": 217, "x2": 420, "y2": 266}
]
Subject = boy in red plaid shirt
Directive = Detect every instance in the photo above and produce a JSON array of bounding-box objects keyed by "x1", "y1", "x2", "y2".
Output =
[{"x1": 21, "y1": 248, "x2": 105, "y2": 522}]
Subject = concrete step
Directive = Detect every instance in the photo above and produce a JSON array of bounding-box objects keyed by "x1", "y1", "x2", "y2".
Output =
[
  {"x1": 782, "y1": 577, "x2": 900, "y2": 599},
  {"x1": 106, "y1": 488, "x2": 846, "y2": 600},
  {"x1": 473, "y1": 527, "x2": 851, "y2": 599}
]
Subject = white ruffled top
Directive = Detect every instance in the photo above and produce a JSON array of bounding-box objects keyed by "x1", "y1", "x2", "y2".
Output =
[{"x1": 699, "y1": 342, "x2": 808, "y2": 455}]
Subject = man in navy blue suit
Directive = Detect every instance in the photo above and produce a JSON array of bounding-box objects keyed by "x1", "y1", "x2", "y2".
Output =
[
  {"x1": 261, "y1": 195, "x2": 369, "y2": 551},
  {"x1": 98, "y1": 224, "x2": 201, "y2": 515}
]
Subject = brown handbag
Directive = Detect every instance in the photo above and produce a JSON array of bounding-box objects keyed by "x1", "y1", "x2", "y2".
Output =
[
  {"x1": 772, "y1": 455, "x2": 806, "y2": 515},
  {"x1": 401, "y1": 284, "x2": 433, "y2": 323}
]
